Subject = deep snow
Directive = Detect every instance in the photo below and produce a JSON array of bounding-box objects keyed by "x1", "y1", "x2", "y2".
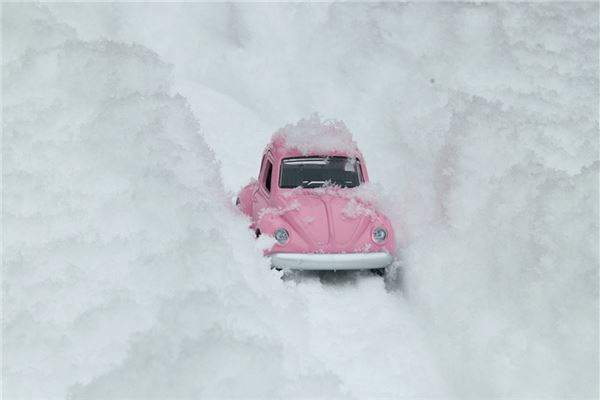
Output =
[{"x1": 2, "y1": 3, "x2": 599, "y2": 400}]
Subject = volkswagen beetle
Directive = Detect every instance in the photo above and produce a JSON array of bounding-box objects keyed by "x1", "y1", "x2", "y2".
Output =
[{"x1": 236, "y1": 118, "x2": 396, "y2": 271}]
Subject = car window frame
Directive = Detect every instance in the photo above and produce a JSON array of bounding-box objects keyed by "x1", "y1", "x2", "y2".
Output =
[
  {"x1": 278, "y1": 155, "x2": 364, "y2": 189},
  {"x1": 259, "y1": 152, "x2": 274, "y2": 197}
]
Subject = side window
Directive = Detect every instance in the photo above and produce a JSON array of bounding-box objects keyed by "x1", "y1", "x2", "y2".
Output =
[
  {"x1": 264, "y1": 160, "x2": 273, "y2": 192},
  {"x1": 357, "y1": 162, "x2": 364, "y2": 183}
]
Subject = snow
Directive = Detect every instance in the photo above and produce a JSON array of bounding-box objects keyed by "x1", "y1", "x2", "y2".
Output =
[
  {"x1": 3, "y1": 3, "x2": 598, "y2": 400},
  {"x1": 258, "y1": 200, "x2": 302, "y2": 221},
  {"x1": 271, "y1": 114, "x2": 361, "y2": 157},
  {"x1": 342, "y1": 198, "x2": 377, "y2": 221}
]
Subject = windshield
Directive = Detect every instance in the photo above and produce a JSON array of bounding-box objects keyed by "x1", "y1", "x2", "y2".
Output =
[{"x1": 279, "y1": 156, "x2": 363, "y2": 189}]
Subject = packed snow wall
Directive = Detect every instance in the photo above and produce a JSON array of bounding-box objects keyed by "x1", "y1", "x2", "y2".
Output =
[{"x1": 3, "y1": 3, "x2": 599, "y2": 400}]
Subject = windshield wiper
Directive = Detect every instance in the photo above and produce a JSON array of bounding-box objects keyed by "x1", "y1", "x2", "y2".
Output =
[{"x1": 302, "y1": 180, "x2": 326, "y2": 188}]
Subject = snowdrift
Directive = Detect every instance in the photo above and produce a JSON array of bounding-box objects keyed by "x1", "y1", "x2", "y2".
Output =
[
  {"x1": 2, "y1": 6, "x2": 343, "y2": 399},
  {"x1": 3, "y1": 3, "x2": 599, "y2": 400}
]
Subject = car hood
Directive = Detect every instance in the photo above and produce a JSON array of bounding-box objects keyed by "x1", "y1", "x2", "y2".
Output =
[{"x1": 274, "y1": 193, "x2": 379, "y2": 250}]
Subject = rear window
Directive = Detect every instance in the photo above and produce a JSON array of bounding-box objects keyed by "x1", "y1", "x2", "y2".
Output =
[{"x1": 279, "y1": 156, "x2": 362, "y2": 189}]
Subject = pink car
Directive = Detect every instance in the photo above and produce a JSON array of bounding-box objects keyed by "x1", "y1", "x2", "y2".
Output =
[{"x1": 237, "y1": 118, "x2": 396, "y2": 271}]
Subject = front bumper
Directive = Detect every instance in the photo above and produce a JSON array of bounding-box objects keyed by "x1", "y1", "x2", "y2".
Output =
[{"x1": 271, "y1": 252, "x2": 393, "y2": 271}]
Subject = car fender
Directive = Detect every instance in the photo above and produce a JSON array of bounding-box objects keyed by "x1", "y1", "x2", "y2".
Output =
[{"x1": 236, "y1": 179, "x2": 258, "y2": 217}]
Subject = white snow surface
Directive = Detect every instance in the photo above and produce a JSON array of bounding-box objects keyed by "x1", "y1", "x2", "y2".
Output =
[
  {"x1": 2, "y1": 3, "x2": 598, "y2": 400},
  {"x1": 272, "y1": 114, "x2": 361, "y2": 157}
]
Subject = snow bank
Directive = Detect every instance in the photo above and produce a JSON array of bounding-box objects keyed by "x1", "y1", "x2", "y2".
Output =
[
  {"x1": 2, "y1": 5, "x2": 343, "y2": 399},
  {"x1": 385, "y1": 5, "x2": 599, "y2": 398}
]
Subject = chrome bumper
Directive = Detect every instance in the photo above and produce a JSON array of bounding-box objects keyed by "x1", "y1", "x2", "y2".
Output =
[{"x1": 271, "y1": 252, "x2": 393, "y2": 271}]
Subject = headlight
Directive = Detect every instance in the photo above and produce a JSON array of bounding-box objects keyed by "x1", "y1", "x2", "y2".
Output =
[
  {"x1": 372, "y1": 227, "x2": 387, "y2": 243},
  {"x1": 274, "y1": 228, "x2": 289, "y2": 244}
]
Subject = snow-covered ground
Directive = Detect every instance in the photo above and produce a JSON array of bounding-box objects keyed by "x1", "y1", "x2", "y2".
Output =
[{"x1": 2, "y1": 3, "x2": 598, "y2": 399}]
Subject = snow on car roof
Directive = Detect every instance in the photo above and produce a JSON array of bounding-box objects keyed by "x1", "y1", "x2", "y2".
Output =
[{"x1": 270, "y1": 114, "x2": 362, "y2": 158}]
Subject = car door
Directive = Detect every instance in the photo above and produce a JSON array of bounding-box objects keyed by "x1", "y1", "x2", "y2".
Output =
[{"x1": 252, "y1": 152, "x2": 274, "y2": 223}]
